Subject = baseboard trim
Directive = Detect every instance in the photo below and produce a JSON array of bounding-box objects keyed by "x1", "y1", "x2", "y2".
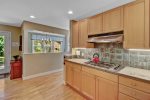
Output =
[{"x1": 23, "y1": 68, "x2": 63, "y2": 80}]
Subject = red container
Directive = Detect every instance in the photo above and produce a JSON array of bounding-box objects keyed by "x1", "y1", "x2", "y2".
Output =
[{"x1": 10, "y1": 60, "x2": 22, "y2": 80}]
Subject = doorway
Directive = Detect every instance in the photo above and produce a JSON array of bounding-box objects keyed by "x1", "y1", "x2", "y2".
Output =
[{"x1": 0, "y1": 31, "x2": 11, "y2": 74}]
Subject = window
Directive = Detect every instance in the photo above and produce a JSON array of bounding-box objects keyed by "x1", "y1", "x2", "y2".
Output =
[
  {"x1": 32, "y1": 40, "x2": 42, "y2": 53},
  {"x1": 44, "y1": 40, "x2": 52, "y2": 53},
  {"x1": 32, "y1": 40, "x2": 52, "y2": 53},
  {"x1": 53, "y1": 41, "x2": 62, "y2": 52},
  {"x1": 31, "y1": 33, "x2": 65, "y2": 53}
]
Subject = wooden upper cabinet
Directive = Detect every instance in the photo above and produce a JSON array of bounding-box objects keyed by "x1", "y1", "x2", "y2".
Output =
[
  {"x1": 71, "y1": 20, "x2": 94, "y2": 48},
  {"x1": 103, "y1": 7, "x2": 123, "y2": 33},
  {"x1": 124, "y1": 0, "x2": 150, "y2": 49},
  {"x1": 79, "y1": 20, "x2": 88, "y2": 47},
  {"x1": 79, "y1": 20, "x2": 94, "y2": 48},
  {"x1": 103, "y1": 12, "x2": 110, "y2": 33},
  {"x1": 71, "y1": 21, "x2": 79, "y2": 48},
  {"x1": 88, "y1": 14, "x2": 103, "y2": 35}
]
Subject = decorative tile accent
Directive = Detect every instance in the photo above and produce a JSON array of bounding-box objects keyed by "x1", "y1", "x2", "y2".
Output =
[{"x1": 74, "y1": 44, "x2": 150, "y2": 70}]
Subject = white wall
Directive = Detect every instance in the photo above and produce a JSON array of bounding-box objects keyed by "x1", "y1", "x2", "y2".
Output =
[
  {"x1": 22, "y1": 21, "x2": 69, "y2": 78},
  {"x1": 23, "y1": 53, "x2": 64, "y2": 77}
]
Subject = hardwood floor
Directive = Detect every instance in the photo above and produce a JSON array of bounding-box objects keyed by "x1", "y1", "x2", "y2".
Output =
[{"x1": 0, "y1": 72, "x2": 85, "y2": 100}]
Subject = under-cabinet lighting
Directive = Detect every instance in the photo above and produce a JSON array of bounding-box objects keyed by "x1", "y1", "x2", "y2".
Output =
[
  {"x1": 74, "y1": 48, "x2": 86, "y2": 49},
  {"x1": 128, "y1": 49, "x2": 150, "y2": 51}
]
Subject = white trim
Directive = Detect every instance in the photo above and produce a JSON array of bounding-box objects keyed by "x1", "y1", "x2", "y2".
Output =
[{"x1": 23, "y1": 68, "x2": 63, "y2": 80}]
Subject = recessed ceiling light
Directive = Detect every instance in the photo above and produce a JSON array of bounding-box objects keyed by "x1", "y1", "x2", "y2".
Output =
[
  {"x1": 30, "y1": 15, "x2": 36, "y2": 19},
  {"x1": 68, "y1": 10, "x2": 73, "y2": 15}
]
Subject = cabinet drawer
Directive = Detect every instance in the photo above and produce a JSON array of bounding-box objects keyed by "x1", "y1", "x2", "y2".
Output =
[
  {"x1": 82, "y1": 66, "x2": 102, "y2": 76},
  {"x1": 97, "y1": 71, "x2": 118, "y2": 82},
  {"x1": 119, "y1": 76, "x2": 150, "y2": 93},
  {"x1": 82, "y1": 66, "x2": 118, "y2": 82},
  {"x1": 82, "y1": 66, "x2": 93, "y2": 74},
  {"x1": 119, "y1": 93, "x2": 136, "y2": 100},
  {"x1": 119, "y1": 84, "x2": 150, "y2": 100}
]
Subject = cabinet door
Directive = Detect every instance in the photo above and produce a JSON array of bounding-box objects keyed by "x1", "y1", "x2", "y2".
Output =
[
  {"x1": 103, "y1": 12, "x2": 110, "y2": 33},
  {"x1": 88, "y1": 14, "x2": 103, "y2": 35},
  {"x1": 119, "y1": 93, "x2": 136, "y2": 100},
  {"x1": 97, "y1": 77, "x2": 118, "y2": 100},
  {"x1": 66, "y1": 64, "x2": 73, "y2": 86},
  {"x1": 103, "y1": 7, "x2": 123, "y2": 33},
  {"x1": 81, "y1": 71, "x2": 96, "y2": 100},
  {"x1": 109, "y1": 7, "x2": 123, "y2": 32},
  {"x1": 124, "y1": 0, "x2": 149, "y2": 48},
  {"x1": 79, "y1": 20, "x2": 88, "y2": 47},
  {"x1": 72, "y1": 21, "x2": 79, "y2": 48},
  {"x1": 73, "y1": 68, "x2": 81, "y2": 91}
]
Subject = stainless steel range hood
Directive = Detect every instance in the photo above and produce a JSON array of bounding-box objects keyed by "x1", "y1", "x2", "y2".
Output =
[{"x1": 88, "y1": 33, "x2": 123, "y2": 43}]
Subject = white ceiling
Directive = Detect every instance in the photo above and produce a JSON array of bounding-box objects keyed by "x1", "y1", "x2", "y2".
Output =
[{"x1": 0, "y1": 0, "x2": 135, "y2": 30}]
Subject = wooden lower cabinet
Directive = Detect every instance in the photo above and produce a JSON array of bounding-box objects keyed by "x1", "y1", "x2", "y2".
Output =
[
  {"x1": 66, "y1": 65, "x2": 74, "y2": 86},
  {"x1": 119, "y1": 93, "x2": 136, "y2": 100},
  {"x1": 119, "y1": 84, "x2": 150, "y2": 100},
  {"x1": 65, "y1": 61, "x2": 82, "y2": 91},
  {"x1": 119, "y1": 76, "x2": 150, "y2": 93},
  {"x1": 81, "y1": 71, "x2": 96, "y2": 100},
  {"x1": 65, "y1": 61, "x2": 150, "y2": 100},
  {"x1": 96, "y1": 77, "x2": 118, "y2": 100},
  {"x1": 119, "y1": 76, "x2": 150, "y2": 100},
  {"x1": 73, "y1": 68, "x2": 81, "y2": 91}
]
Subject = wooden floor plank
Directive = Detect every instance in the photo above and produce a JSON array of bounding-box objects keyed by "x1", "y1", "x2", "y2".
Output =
[{"x1": 0, "y1": 72, "x2": 85, "y2": 100}]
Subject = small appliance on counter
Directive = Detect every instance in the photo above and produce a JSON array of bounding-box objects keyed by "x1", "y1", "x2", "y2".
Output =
[
  {"x1": 85, "y1": 61, "x2": 122, "y2": 71},
  {"x1": 92, "y1": 53, "x2": 100, "y2": 63},
  {"x1": 85, "y1": 53, "x2": 122, "y2": 71}
]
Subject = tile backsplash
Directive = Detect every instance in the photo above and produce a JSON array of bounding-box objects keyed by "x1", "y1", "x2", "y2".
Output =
[{"x1": 73, "y1": 44, "x2": 150, "y2": 70}]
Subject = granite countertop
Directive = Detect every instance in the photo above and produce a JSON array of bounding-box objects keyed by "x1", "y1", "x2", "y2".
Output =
[
  {"x1": 65, "y1": 58, "x2": 150, "y2": 82},
  {"x1": 118, "y1": 67, "x2": 150, "y2": 82},
  {"x1": 66, "y1": 59, "x2": 89, "y2": 65},
  {"x1": 66, "y1": 58, "x2": 121, "y2": 74}
]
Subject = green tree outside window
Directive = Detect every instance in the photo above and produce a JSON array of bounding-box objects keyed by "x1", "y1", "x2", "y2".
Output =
[{"x1": 0, "y1": 36, "x2": 5, "y2": 65}]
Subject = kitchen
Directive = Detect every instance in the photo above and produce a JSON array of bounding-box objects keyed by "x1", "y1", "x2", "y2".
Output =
[
  {"x1": 65, "y1": 0, "x2": 150, "y2": 100},
  {"x1": 0, "y1": 0, "x2": 149, "y2": 100}
]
